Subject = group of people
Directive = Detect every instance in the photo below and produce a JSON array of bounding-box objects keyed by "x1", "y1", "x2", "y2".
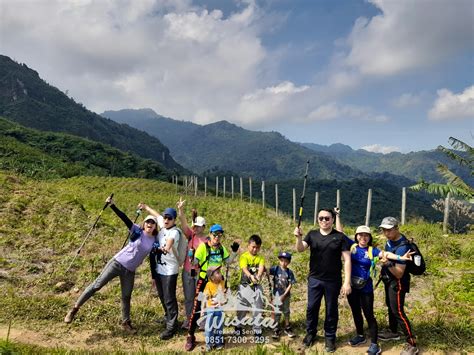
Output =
[{"x1": 63, "y1": 197, "x2": 419, "y2": 355}]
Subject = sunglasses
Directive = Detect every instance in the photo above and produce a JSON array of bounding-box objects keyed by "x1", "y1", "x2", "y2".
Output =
[
  {"x1": 163, "y1": 215, "x2": 175, "y2": 220},
  {"x1": 212, "y1": 232, "x2": 224, "y2": 238},
  {"x1": 145, "y1": 219, "x2": 156, "y2": 224},
  {"x1": 318, "y1": 216, "x2": 332, "y2": 221}
]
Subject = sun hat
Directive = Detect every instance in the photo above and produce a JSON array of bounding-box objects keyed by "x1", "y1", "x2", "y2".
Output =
[
  {"x1": 193, "y1": 216, "x2": 206, "y2": 227},
  {"x1": 163, "y1": 207, "x2": 177, "y2": 219},
  {"x1": 355, "y1": 225, "x2": 371, "y2": 235}
]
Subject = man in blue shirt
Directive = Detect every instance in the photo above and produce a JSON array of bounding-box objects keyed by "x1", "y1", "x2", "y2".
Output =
[{"x1": 379, "y1": 217, "x2": 419, "y2": 355}]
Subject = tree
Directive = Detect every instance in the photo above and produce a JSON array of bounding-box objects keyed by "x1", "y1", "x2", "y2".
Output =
[
  {"x1": 411, "y1": 137, "x2": 473, "y2": 201},
  {"x1": 432, "y1": 198, "x2": 473, "y2": 233}
]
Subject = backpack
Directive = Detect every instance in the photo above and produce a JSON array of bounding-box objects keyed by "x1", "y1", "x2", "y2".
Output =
[
  {"x1": 170, "y1": 226, "x2": 188, "y2": 267},
  {"x1": 392, "y1": 238, "x2": 426, "y2": 276},
  {"x1": 198, "y1": 243, "x2": 224, "y2": 269}
]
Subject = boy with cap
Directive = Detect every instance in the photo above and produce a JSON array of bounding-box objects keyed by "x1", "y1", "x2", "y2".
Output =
[
  {"x1": 185, "y1": 224, "x2": 240, "y2": 351},
  {"x1": 202, "y1": 265, "x2": 226, "y2": 351},
  {"x1": 270, "y1": 251, "x2": 296, "y2": 339}
]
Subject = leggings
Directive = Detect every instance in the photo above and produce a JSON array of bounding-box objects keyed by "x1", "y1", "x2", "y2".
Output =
[
  {"x1": 76, "y1": 258, "x2": 135, "y2": 322},
  {"x1": 347, "y1": 289, "x2": 378, "y2": 343},
  {"x1": 187, "y1": 277, "x2": 208, "y2": 335}
]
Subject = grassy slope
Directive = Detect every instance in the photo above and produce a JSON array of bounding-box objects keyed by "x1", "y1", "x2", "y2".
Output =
[{"x1": 0, "y1": 173, "x2": 472, "y2": 354}]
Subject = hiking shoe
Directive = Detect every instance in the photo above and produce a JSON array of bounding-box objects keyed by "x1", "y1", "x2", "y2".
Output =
[
  {"x1": 303, "y1": 333, "x2": 316, "y2": 347},
  {"x1": 185, "y1": 335, "x2": 196, "y2": 351},
  {"x1": 400, "y1": 343, "x2": 419, "y2": 355},
  {"x1": 349, "y1": 334, "x2": 367, "y2": 346},
  {"x1": 367, "y1": 343, "x2": 382, "y2": 355},
  {"x1": 284, "y1": 326, "x2": 295, "y2": 338},
  {"x1": 325, "y1": 337, "x2": 336, "y2": 353},
  {"x1": 160, "y1": 328, "x2": 176, "y2": 340},
  {"x1": 379, "y1": 329, "x2": 401, "y2": 341},
  {"x1": 121, "y1": 320, "x2": 137, "y2": 334},
  {"x1": 64, "y1": 307, "x2": 79, "y2": 324},
  {"x1": 272, "y1": 328, "x2": 281, "y2": 339}
]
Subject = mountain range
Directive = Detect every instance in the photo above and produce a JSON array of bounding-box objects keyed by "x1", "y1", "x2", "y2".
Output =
[{"x1": 0, "y1": 55, "x2": 185, "y2": 174}]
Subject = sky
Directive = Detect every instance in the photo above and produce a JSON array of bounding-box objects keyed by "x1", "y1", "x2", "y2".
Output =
[{"x1": 0, "y1": 0, "x2": 473, "y2": 153}]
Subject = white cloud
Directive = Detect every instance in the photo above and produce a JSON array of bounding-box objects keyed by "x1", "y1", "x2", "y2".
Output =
[
  {"x1": 343, "y1": 0, "x2": 474, "y2": 77},
  {"x1": 391, "y1": 93, "x2": 422, "y2": 108},
  {"x1": 428, "y1": 85, "x2": 474, "y2": 121},
  {"x1": 308, "y1": 103, "x2": 389, "y2": 123},
  {"x1": 361, "y1": 144, "x2": 400, "y2": 154}
]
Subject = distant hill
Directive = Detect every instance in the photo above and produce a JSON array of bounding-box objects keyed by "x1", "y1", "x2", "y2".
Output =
[
  {"x1": 301, "y1": 142, "x2": 473, "y2": 184},
  {"x1": 102, "y1": 109, "x2": 364, "y2": 181},
  {"x1": 0, "y1": 55, "x2": 185, "y2": 173},
  {"x1": 0, "y1": 117, "x2": 171, "y2": 180}
]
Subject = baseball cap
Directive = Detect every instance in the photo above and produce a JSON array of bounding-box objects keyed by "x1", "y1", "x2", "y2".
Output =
[
  {"x1": 206, "y1": 265, "x2": 222, "y2": 279},
  {"x1": 209, "y1": 224, "x2": 224, "y2": 233},
  {"x1": 355, "y1": 225, "x2": 372, "y2": 235},
  {"x1": 379, "y1": 217, "x2": 399, "y2": 229},
  {"x1": 278, "y1": 251, "x2": 292, "y2": 261},
  {"x1": 144, "y1": 215, "x2": 157, "y2": 223},
  {"x1": 163, "y1": 207, "x2": 177, "y2": 219},
  {"x1": 193, "y1": 216, "x2": 206, "y2": 227}
]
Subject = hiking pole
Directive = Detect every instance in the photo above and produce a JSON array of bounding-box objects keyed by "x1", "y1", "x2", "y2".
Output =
[
  {"x1": 65, "y1": 193, "x2": 114, "y2": 273},
  {"x1": 120, "y1": 207, "x2": 142, "y2": 249},
  {"x1": 297, "y1": 161, "x2": 310, "y2": 227}
]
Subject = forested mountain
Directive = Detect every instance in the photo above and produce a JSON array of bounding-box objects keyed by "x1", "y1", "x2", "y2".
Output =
[
  {"x1": 102, "y1": 109, "x2": 364, "y2": 181},
  {"x1": 0, "y1": 117, "x2": 171, "y2": 180},
  {"x1": 0, "y1": 55, "x2": 185, "y2": 173},
  {"x1": 301, "y1": 142, "x2": 473, "y2": 184}
]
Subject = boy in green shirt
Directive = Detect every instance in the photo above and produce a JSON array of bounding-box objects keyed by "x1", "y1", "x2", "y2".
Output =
[{"x1": 235, "y1": 234, "x2": 266, "y2": 340}]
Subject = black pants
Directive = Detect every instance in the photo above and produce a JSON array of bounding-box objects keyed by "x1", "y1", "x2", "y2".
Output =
[
  {"x1": 384, "y1": 279, "x2": 416, "y2": 346},
  {"x1": 155, "y1": 274, "x2": 179, "y2": 331},
  {"x1": 306, "y1": 277, "x2": 341, "y2": 339},
  {"x1": 188, "y1": 277, "x2": 208, "y2": 336},
  {"x1": 347, "y1": 289, "x2": 378, "y2": 343}
]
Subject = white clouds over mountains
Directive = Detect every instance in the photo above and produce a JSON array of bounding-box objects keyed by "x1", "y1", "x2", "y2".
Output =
[
  {"x1": 0, "y1": 0, "x2": 471, "y2": 146},
  {"x1": 429, "y1": 85, "x2": 474, "y2": 121}
]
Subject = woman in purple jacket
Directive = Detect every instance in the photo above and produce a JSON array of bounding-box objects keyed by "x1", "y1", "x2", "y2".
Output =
[{"x1": 64, "y1": 196, "x2": 159, "y2": 333}]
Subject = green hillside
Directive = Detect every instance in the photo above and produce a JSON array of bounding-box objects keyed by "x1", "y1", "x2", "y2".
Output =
[
  {"x1": 102, "y1": 109, "x2": 363, "y2": 181},
  {"x1": 0, "y1": 173, "x2": 472, "y2": 353},
  {"x1": 0, "y1": 55, "x2": 185, "y2": 173},
  {"x1": 0, "y1": 117, "x2": 170, "y2": 180}
]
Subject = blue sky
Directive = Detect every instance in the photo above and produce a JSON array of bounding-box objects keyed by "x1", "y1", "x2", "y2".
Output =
[{"x1": 1, "y1": 0, "x2": 472, "y2": 153}]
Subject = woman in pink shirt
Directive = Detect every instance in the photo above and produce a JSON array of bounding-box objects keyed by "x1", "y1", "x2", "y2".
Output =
[{"x1": 176, "y1": 197, "x2": 208, "y2": 329}]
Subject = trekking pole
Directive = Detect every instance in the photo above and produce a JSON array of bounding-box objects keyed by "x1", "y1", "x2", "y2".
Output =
[
  {"x1": 297, "y1": 161, "x2": 310, "y2": 228},
  {"x1": 65, "y1": 193, "x2": 114, "y2": 273},
  {"x1": 120, "y1": 207, "x2": 142, "y2": 249}
]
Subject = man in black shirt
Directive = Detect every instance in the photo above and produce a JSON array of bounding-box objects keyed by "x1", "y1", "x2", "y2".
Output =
[{"x1": 294, "y1": 208, "x2": 351, "y2": 352}]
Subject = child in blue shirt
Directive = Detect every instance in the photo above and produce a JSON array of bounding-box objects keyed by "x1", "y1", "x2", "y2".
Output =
[{"x1": 270, "y1": 251, "x2": 296, "y2": 339}]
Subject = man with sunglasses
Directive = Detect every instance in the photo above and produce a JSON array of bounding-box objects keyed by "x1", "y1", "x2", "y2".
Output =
[
  {"x1": 185, "y1": 224, "x2": 239, "y2": 351},
  {"x1": 294, "y1": 208, "x2": 351, "y2": 353},
  {"x1": 378, "y1": 217, "x2": 418, "y2": 355}
]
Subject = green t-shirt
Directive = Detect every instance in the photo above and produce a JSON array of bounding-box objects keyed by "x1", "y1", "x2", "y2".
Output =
[
  {"x1": 239, "y1": 251, "x2": 265, "y2": 285},
  {"x1": 195, "y1": 242, "x2": 230, "y2": 279}
]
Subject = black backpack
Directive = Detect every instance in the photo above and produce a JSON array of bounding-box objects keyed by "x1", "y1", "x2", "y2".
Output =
[{"x1": 392, "y1": 238, "x2": 426, "y2": 275}]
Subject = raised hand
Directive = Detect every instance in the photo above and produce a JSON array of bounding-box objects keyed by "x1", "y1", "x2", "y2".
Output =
[{"x1": 176, "y1": 197, "x2": 186, "y2": 210}]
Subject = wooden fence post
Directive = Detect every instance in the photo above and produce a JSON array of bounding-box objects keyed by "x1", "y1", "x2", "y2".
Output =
[
  {"x1": 293, "y1": 188, "x2": 296, "y2": 222},
  {"x1": 336, "y1": 189, "x2": 340, "y2": 209},
  {"x1": 365, "y1": 188, "x2": 372, "y2": 226},
  {"x1": 204, "y1": 177, "x2": 207, "y2": 197},
  {"x1": 443, "y1": 192, "x2": 451, "y2": 233},
  {"x1": 249, "y1": 177, "x2": 252, "y2": 203},
  {"x1": 216, "y1": 177, "x2": 219, "y2": 198},
  {"x1": 401, "y1": 187, "x2": 406, "y2": 225},
  {"x1": 194, "y1": 176, "x2": 198, "y2": 196},
  {"x1": 223, "y1": 177, "x2": 226, "y2": 198},
  {"x1": 275, "y1": 184, "x2": 279, "y2": 215},
  {"x1": 262, "y1": 181, "x2": 265, "y2": 208},
  {"x1": 314, "y1": 192, "x2": 319, "y2": 225},
  {"x1": 240, "y1": 177, "x2": 243, "y2": 200},
  {"x1": 231, "y1": 176, "x2": 234, "y2": 199}
]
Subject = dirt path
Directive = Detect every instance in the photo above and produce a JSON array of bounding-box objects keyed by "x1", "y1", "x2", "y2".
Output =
[{"x1": 0, "y1": 324, "x2": 449, "y2": 354}]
